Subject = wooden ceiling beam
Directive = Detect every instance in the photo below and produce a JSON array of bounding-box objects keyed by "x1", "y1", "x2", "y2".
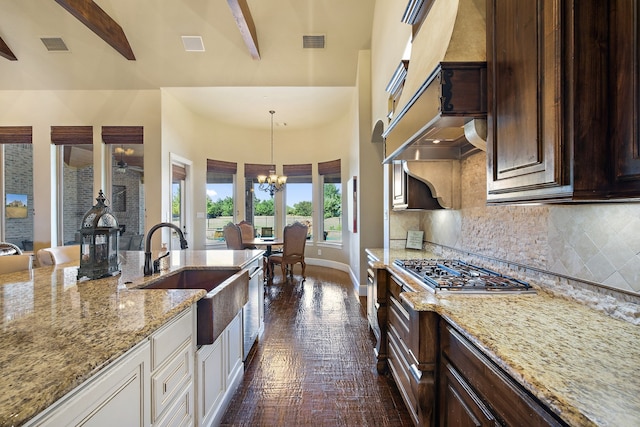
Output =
[
  {"x1": 0, "y1": 36, "x2": 17, "y2": 61},
  {"x1": 227, "y1": 0, "x2": 260, "y2": 60},
  {"x1": 54, "y1": 0, "x2": 135, "y2": 60}
]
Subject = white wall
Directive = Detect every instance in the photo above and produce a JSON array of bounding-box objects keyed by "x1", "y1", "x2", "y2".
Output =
[
  {"x1": 161, "y1": 89, "x2": 358, "y2": 266},
  {"x1": 371, "y1": 0, "x2": 412, "y2": 129}
]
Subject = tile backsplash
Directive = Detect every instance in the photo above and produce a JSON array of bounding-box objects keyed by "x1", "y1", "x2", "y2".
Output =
[{"x1": 391, "y1": 152, "x2": 640, "y2": 295}]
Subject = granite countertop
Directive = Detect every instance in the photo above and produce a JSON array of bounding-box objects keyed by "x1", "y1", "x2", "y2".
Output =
[
  {"x1": 366, "y1": 248, "x2": 640, "y2": 427},
  {"x1": 0, "y1": 249, "x2": 264, "y2": 427}
]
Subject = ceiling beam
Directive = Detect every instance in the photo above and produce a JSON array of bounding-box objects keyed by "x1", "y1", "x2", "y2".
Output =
[
  {"x1": 227, "y1": 0, "x2": 260, "y2": 60},
  {"x1": 0, "y1": 36, "x2": 17, "y2": 61},
  {"x1": 54, "y1": 0, "x2": 135, "y2": 60}
]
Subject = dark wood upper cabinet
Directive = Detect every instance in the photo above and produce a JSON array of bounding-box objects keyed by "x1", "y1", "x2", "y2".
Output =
[
  {"x1": 611, "y1": 0, "x2": 640, "y2": 194},
  {"x1": 487, "y1": 0, "x2": 640, "y2": 203}
]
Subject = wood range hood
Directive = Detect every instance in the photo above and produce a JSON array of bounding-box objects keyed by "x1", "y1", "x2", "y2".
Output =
[
  {"x1": 383, "y1": 61, "x2": 487, "y2": 163},
  {"x1": 383, "y1": 0, "x2": 488, "y2": 210}
]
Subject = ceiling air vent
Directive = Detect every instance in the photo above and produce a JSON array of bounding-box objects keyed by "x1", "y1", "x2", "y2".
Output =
[
  {"x1": 40, "y1": 37, "x2": 69, "y2": 52},
  {"x1": 181, "y1": 36, "x2": 205, "y2": 52},
  {"x1": 303, "y1": 35, "x2": 325, "y2": 49}
]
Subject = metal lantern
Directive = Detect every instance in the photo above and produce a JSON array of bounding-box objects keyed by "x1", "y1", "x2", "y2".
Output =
[{"x1": 77, "y1": 190, "x2": 121, "y2": 280}]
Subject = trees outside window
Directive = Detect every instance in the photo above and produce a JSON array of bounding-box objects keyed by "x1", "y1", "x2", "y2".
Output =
[
  {"x1": 319, "y1": 159, "x2": 342, "y2": 242},
  {"x1": 284, "y1": 164, "x2": 312, "y2": 238},
  {"x1": 206, "y1": 160, "x2": 236, "y2": 244}
]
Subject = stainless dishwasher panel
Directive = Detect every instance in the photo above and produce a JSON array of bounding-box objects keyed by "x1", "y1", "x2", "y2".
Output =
[{"x1": 243, "y1": 260, "x2": 263, "y2": 361}]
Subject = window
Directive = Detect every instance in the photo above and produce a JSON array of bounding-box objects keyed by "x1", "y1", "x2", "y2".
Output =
[
  {"x1": 103, "y1": 126, "x2": 145, "y2": 250},
  {"x1": 207, "y1": 159, "x2": 237, "y2": 245},
  {"x1": 319, "y1": 159, "x2": 342, "y2": 242},
  {"x1": 284, "y1": 164, "x2": 312, "y2": 238},
  {"x1": 245, "y1": 163, "x2": 275, "y2": 236},
  {"x1": 0, "y1": 127, "x2": 34, "y2": 251},
  {"x1": 52, "y1": 126, "x2": 94, "y2": 246}
]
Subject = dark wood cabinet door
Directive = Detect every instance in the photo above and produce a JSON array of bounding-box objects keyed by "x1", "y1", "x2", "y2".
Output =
[
  {"x1": 486, "y1": 0, "x2": 569, "y2": 202},
  {"x1": 611, "y1": 0, "x2": 640, "y2": 193}
]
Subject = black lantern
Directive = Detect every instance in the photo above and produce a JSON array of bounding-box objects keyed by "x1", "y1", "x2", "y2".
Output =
[{"x1": 77, "y1": 190, "x2": 121, "y2": 280}]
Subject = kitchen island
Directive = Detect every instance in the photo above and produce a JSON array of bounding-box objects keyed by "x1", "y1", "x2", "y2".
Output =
[
  {"x1": 367, "y1": 248, "x2": 640, "y2": 427},
  {"x1": 0, "y1": 249, "x2": 263, "y2": 427}
]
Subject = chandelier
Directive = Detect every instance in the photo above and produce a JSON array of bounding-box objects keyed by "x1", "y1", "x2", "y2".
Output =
[
  {"x1": 257, "y1": 110, "x2": 287, "y2": 196},
  {"x1": 114, "y1": 145, "x2": 133, "y2": 174}
]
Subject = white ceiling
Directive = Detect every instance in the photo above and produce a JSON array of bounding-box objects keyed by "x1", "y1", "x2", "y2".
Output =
[{"x1": 0, "y1": 0, "x2": 376, "y2": 129}]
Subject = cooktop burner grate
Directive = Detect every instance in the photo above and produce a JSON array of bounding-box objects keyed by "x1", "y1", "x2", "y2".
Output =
[{"x1": 393, "y1": 259, "x2": 534, "y2": 293}]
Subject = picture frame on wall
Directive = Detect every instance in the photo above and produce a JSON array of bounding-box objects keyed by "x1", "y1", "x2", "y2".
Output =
[{"x1": 6, "y1": 194, "x2": 27, "y2": 219}]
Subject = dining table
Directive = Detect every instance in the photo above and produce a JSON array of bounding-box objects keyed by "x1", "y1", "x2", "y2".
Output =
[
  {"x1": 242, "y1": 237, "x2": 284, "y2": 282},
  {"x1": 242, "y1": 237, "x2": 284, "y2": 256}
]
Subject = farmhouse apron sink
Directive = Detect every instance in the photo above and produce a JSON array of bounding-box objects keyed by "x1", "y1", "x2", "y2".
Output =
[{"x1": 144, "y1": 269, "x2": 249, "y2": 345}]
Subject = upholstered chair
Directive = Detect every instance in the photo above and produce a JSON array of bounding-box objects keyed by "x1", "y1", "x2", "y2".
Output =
[
  {"x1": 268, "y1": 222, "x2": 308, "y2": 280},
  {"x1": 223, "y1": 222, "x2": 244, "y2": 250},
  {"x1": 237, "y1": 220, "x2": 257, "y2": 249}
]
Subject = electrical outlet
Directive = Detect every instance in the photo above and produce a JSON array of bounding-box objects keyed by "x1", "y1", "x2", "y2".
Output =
[{"x1": 318, "y1": 249, "x2": 322, "y2": 255}]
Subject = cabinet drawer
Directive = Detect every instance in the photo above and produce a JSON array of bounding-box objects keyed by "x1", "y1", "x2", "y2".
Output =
[
  {"x1": 440, "y1": 361, "x2": 496, "y2": 426},
  {"x1": 441, "y1": 323, "x2": 564, "y2": 426},
  {"x1": 388, "y1": 325, "x2": 418, "y2": 423},
  {"x1": 388, "y1": 295, "x2": 410, "y2": 343},
  {"x1": 151, "y1": 343, "x2": 193, "y2": 423},
  {"x1": 151, "y1": 309, "x2": 194, "y2": 371},
  {"x1": 154, "y1": 382, "x2": 194, "y2": 427},
  {"x1": 388, "y1": 275, "x2": 404, "y2": 301}
]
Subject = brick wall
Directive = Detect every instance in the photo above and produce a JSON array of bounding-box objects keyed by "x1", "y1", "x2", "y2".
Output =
[
  {"x1": 62, "y1": 163, "x2": 93, "y2": 244},
  {"x1": 4, "y1": 144, "x2": 34, "y2": 249},
  {"x1": 112, "y1": 169, "x2": 144, "y2": 236}
]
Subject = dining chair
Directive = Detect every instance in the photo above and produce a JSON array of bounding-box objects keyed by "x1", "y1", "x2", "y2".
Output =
[
  {"x1": 223, "y1": 222, "x2": 244, "y2": 250},
  {"x1": 237, "y1": 220, "x2": 257, "y2": 249},
  {"x1": 268, "y1": 222, "x2": 308, "y2": 280},
  {"x1": 0, "y1": 254, "x2": 32, "y2": 274},
  {"x1": 36, "y1": 245, "x2": 80, "y2": 266}
]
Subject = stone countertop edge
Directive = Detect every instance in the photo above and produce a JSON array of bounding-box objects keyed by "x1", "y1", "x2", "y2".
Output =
[
  {"x1": 0, "y1": 249, "x2": 264, "y2": 427},
  {"x1": 366, "y1": 248, "x2": 640, "y2": 427}
]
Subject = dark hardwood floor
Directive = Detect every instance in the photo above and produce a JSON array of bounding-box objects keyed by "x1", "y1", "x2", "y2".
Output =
[{"x1": 219, "y1": 265, "x2": 413, "y2": 426}]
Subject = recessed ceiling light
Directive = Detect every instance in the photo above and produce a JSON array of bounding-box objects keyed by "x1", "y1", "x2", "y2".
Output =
[{"x1": 181, "y1": 36, "x2": 205, "y2": 52}]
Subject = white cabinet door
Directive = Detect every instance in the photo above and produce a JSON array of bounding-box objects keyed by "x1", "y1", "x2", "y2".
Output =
[
  {"x1": 28, "y1": 341, "x2": 150, "y2": 427},
  {"x1": 196, "y1": 336, "x2": 225, "y2": 427},
  {"x1": 226, "y1": 311, "x2": 243, "y2": 382},
  {"x1": 196, "y1": 311, "x2": 245, "y2": 427}
]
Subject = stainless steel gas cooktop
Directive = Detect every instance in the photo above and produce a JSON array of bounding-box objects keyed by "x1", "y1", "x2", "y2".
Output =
[{"x1": 393, "y1": 259, "x2": 535, "y2": 294}]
